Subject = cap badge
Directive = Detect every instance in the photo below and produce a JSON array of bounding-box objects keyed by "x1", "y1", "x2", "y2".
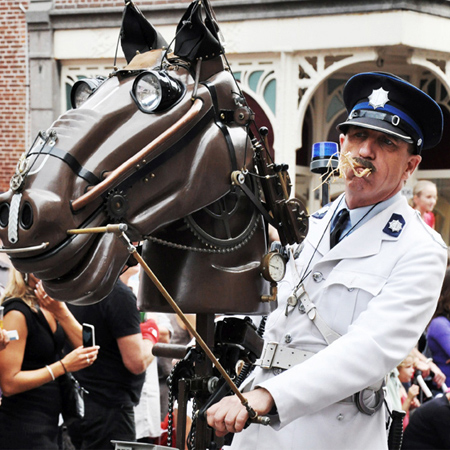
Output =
[
  {"x1": 383, "y1": 213, "x2": 405, "y2": 237},
  {"x1": 368, "y1": 87, "x2": 390, "y2": 109}
]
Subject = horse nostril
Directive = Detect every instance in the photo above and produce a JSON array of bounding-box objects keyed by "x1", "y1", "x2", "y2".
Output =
[
  {"x1": 20, "y1": 202, "x2": 33, "y2": 230},
  {"x1": 0, "y1": 203, "x2": 9, "y2": 228}
]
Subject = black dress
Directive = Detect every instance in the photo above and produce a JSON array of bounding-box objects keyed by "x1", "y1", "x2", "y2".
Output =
[{"x1": 0, "y1": 298, "x2": 65, "y2": 449}]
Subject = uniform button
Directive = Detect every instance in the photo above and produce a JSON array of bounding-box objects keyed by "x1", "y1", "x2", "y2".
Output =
[
  {"x1": 312, "y1": 272, "x2": 323, "y2": 282},
  {"x1": 273, "y1": 368, "x2": 284, "y2": 376},
  {"x1": 285, "y1": 333, "x2": 292, "y2": 343},
  {"x1": 337, "y1": 413, "x2": 344, "y2": 421},
  {"x1": 348, "y1": 288, "x2": 354, "y2": 292}
]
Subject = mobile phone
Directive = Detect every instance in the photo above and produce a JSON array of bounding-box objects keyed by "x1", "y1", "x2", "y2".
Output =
[
  {"x1": 6, "y1": 330, "x2": 19, "y2": 341},
  {"x1": 82, "y1": 323, "x2": 95, "y2": 347}
]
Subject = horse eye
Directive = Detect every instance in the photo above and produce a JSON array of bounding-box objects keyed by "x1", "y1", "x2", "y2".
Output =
[
  {"x1": 71, "y1": 77, "x2": 106, "y2": 109},
  {"x1": 132, "y1": 71, "x2": 184, "y2": 113}
]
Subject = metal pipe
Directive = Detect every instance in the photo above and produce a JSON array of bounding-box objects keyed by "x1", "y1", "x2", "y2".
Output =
[
  {"x1": 0, "y1": 242, "x2": 49, "y2": 254},
  {"x1": 71, "y1": 98, "x2": 205, "y2": 211},
  {"x1": 67, "y1": 224, "x2": 270, "y2": 426}
]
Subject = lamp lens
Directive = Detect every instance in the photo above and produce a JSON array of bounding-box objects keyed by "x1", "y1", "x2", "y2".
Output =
[
  {"x1": 73, "y1": 83, "x2": 94, "y2": 108},
  {"x1": 135, "y1": 73, "x2": 162, "y2": 112}
]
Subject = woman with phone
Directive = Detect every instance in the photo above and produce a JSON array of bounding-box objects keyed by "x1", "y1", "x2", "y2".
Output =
[{"x1": 0, "y1": 268, "x2": 99, "y2": 449}]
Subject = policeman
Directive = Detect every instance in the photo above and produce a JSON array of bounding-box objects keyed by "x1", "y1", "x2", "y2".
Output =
[{"x1": 206, "y1": 72, "x2": 448, "y2": 450}]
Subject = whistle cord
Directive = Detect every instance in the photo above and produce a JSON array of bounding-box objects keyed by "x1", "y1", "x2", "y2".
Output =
[{"x1": 296, "y1": 197, "x2": 379, "y2": 290}]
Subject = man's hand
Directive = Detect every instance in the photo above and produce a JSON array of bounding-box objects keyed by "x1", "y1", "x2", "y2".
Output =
[{"x1": 206, "y1": 388, "x2": 274, "y2": 437}]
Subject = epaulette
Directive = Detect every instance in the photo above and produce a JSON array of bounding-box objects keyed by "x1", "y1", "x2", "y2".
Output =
[
  {"x1": 414, "y1": 210, "x2": 447, "y2": 249},
  {"x1": 311, "y1": 203, "x2": 331, "y2": 220}
]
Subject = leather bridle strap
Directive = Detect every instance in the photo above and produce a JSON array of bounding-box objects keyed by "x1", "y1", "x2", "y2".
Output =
[
  {"x1": 201, "y1": 81, "x2": 238, "y2": 171},
  {"x1": 113, "y1": 106, "x2": 216, "y2": 192},
  {"x1": 29, "y1": 146, "x2": 101, "y2": 186}
]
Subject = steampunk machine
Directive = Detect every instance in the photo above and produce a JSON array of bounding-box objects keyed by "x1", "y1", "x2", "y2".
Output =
[{"x1": 0, "y1": 1, "x2": 308, "y2": 448}]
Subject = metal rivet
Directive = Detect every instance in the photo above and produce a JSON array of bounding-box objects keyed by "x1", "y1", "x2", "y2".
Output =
[{"x1": 312, "y1": 272, "x2": 323, "y2": 282}]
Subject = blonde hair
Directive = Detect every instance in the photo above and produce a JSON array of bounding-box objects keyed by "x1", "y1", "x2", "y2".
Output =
[
  {"x1": 411, "y1": 180, "x2": 437, "y2": 208},
  {"x1": 0, "y1": 267, "x2": 37, "y2": 311},
  {"x1": 397, "y1": 353, "x2": 416, "y2": 370}
]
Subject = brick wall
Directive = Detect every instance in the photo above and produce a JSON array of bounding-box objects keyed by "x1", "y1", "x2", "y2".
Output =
[
  {"x1": 0, "y1": 0, "x2": 29, "y2": 193},
  {"x1": 0, "y1": 0, "x2": 192, "y2": 193},
  {"x1": 53, "y1": 0, "x2": 190, "y2": 8}
]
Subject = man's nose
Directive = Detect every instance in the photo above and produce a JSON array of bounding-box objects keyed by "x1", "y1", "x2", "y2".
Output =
[{"x1": 358, "y1": 138, "x2": 376, "y2": 159}]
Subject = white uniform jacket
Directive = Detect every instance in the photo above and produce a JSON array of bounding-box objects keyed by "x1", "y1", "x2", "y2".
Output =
[{"x1": 230, "y1": 194, "x2": 447, "y2": 450}]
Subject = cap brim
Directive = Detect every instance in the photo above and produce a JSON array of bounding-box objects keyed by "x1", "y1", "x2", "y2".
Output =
[{"x1": 337, "y1": 117, "x2": 414, "y2": 144}]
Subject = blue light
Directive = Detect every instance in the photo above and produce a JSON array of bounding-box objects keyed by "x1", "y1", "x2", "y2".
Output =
[{"x1": 311, "y1": 142, "x2": 338, "y2": 161}]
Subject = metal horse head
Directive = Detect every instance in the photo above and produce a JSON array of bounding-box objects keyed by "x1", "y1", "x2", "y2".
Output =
[{"x1": 0, "y1": 1, "x2": 307, "y2": 312}]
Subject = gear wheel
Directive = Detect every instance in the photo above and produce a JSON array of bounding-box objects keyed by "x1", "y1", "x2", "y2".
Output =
[
  {"x1": 104, "y1": 189, "x2": 129, "y2": 221},
  {"x1": 184, "y1": 177, "x2": 260, "y2": 249}
]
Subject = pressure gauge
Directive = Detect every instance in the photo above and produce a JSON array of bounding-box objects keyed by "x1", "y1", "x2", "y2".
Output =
[{"x1": 261, "y1": 251, "x2": 286, "y2": 283}]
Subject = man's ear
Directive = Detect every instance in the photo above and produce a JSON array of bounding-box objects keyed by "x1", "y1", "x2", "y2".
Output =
[{"x1": 403, "y1": 154, "x2": 422, "y2": 181}]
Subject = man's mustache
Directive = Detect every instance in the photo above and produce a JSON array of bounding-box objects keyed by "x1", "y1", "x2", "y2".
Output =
[{"x1": 352, "y1": 157, "x2": 376, "y2": 173}]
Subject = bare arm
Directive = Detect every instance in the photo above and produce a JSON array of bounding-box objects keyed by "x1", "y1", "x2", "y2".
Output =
[
  {"x1": 0, "y1": 329, "x2": 10, "y2": 350},
  {"x1": 0, "y1": 309, "x2": 98, "y2": 396},
  {"x1": 411, "y1": 347, "x2": 446, "y2": 387},
  {"x1": 117, "y1": 333, "x2": 155, "y2": 375}
]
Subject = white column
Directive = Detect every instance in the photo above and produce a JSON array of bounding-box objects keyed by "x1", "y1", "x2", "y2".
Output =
[{"x1": 274, "y1": 52, "x2": 302, "y2": 196}]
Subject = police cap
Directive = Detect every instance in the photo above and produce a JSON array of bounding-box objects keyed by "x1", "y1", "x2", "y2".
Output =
[{"x1": 337, "y1": 72, "x2": 443, "y2": 153}]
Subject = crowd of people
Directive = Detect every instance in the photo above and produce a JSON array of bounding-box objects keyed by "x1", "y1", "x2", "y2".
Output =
[
  {"x1": 1, "y1": 70, "x2": 450, "y2": 450},
  {"x1": 0, "y1": 256, "x2": 196, "y2": 450}
]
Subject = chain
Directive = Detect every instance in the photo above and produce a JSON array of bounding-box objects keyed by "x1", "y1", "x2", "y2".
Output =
[
  {"x1": 166, "y1": 361, "x2": 178, "y2": 448},
  {"x1": 187, "y1": 398, "x2": 197, "y2": 450},
  {"x1": 144, "y1": 217, "x2": 258, "y2": 254}
]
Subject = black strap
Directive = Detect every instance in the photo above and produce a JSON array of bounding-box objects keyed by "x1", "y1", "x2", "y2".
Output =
[
  {"x1": 114, "y1": 106, "x2": 215, "y2": 192},
  {"x1": 351, "y1": 109, "x2": 419, "y2": 147},
  {"x1": 234, "y1": 178, "x2": 277, "y2": 228},
  {"x1": 29, "y1": 145, "x2": 101, "y2": 186},
  {"x1": 201, "y1": 81, "x2": 238, "y2": 171}
]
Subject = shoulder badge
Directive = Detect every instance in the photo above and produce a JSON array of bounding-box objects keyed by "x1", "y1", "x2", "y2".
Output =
[
  {"x1": 383, "y1": 213, "x2": 405, "y2": 237},
  {"x1": 312, "y1": 203, "x2": 331, "y2": 220},
  {"x1": 415, "y1": 210, "x2": 447, "y2": 249}
]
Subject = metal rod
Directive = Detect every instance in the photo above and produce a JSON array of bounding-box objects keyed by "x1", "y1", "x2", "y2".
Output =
[
  {"x1": 67, "y1": 224, "x2": 269, "y2": 425},
  {"x1": 0, "y1": 242, "x2": 49, "y2": 254},
  {"x1": 132, "y1": 249, "x2": 241, "y2": 395},
  {"x1": 67, "y1": 224, "x2": 127, "y2": 235}
]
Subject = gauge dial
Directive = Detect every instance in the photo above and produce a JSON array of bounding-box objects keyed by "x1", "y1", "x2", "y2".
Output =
[{"x1": 261, "y1": 251, "x2": 286, "y2": 282}]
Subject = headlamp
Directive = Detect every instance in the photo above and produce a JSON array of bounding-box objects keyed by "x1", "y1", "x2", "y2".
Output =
[
  {"x1": 71, "y1": 77, "x2": 106, "y2": 109},
  {"x1": 131, "y1": 71, "x2": 184, "y2": 113}
]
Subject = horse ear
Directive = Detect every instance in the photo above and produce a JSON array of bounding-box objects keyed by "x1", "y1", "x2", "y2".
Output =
[
  {"x1": 120, "y1": 1, "x2": 168, "y2": 64},
  {"x1": 174, "y1": 0, "x2": 224, "y2": 62}
]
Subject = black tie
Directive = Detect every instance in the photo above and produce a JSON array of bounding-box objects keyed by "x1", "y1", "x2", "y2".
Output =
[{"x1": 330, "y1": 209, "x2": 350, "y2": 248}]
